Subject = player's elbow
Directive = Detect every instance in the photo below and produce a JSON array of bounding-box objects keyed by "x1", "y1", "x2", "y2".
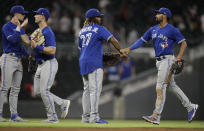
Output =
[
  {"x1": 182, "y1": 41, "x2": 187, "y2": 48},
  {"x1": 47, "y1": 48, "x2": 56, "y2": 55},
  {"x1": 7, "y1": 37, "x2": 17, "y2": 44}
]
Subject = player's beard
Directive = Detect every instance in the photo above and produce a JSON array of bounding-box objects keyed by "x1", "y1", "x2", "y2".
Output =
[{"x1": 155, "y1": 16, "x2": 163, "y2": 23}]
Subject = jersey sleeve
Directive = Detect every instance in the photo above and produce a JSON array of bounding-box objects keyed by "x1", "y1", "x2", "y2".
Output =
[
  {"x1": 78, "y1": 37, "x2": 82, "y2": 51},
  {"x1": 172, "y1": 28, "x2": 185, "y2": 44},
  {"x1": 99, "y1": 26, "x2": 113, "y2": 41},
  {"x1": 141, "y1": 27, "x2": 152, "y2": 43},
  {"x1": 43, "y1": 30, "x2": 56, "y2": 47},
  {"x1": 2, "y1": 25, "x2": 21, "y2": 44},
  {"x1": 20, "y1": 28, "x2": 26, "y2": 35}
]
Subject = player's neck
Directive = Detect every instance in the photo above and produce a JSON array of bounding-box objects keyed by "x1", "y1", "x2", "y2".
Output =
[
  {"x1": 39, "y1": 21, "x2": 47, "y2": 30},
  {"x1": 159, "y1": 20, "x2": 168, "y2": 28},
  {"x1": 10, "y1": 18, "x2": 17, "y2": 25}
]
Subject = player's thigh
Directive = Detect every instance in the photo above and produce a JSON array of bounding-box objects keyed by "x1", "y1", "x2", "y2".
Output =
[
  {"x1": 88, "y1": 68, "x2": 103, "y2": 93},
  {"x1": 33, "y1": 65, "x2": 42, "y2": 95},
  {"x1": 11, "y1": 70, "x2": 23, "y2": 88},
  {"x1": 156, "y1": 59, "x2": 171, "y2": 87},
  {"x1": 40, "y1": 60, "x2": 58, "y2": 92},
  {"x1": 0, "y1": 56, "x2": 16, "y2": 90},
  {"x1": 82, "y1": 75, "x2": 89, "y2": 90}
]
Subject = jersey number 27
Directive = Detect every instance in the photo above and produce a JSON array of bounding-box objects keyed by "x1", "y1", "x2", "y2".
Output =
[{"x1": 80, "y1": 33, "x2": 92, "y2": 48}]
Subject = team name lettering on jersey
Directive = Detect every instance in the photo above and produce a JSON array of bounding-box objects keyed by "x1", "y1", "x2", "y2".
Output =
[
  {"x1": 158, "y1": 34, "x2": 168, "y2": 41},
  {"x1": 79, "y1": 26, "x2": 99, "y2": 35},
  {"x1": 152, "y1": 33, "x2": 168, "y2": 41}
]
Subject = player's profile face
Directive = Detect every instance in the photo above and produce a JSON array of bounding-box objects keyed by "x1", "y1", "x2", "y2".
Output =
[
  {"x1": 15, "y1": 13, "x2": 25, "y2": 21},
  {"x1": 34, "y1": 14, "x2": 42, "y2": 23},
  {"x1": 95, "y1": 17, "x2": 102, "y2": 25},
  {"x1": 155, "y1": 13, "x2": 163, "y2": 22}
]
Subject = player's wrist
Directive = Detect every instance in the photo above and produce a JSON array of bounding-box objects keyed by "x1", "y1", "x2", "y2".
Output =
[
  {"x1": 35, "y1": 45, "x2": 44, "y2": 52},
  {"x1": 16, "y1": 26, "x2": 21, "y2": 32},
  {"x1": 176, "y1": 57, "x2": 182, "y2": 61}
]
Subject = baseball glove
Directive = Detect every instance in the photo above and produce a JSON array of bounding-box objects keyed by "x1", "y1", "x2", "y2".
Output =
[
  {"x1": 103, "y1": 52, "x2": 121, "y2": 66},
  {"x1": 28, "y1": 57, "x2": 38, "y2": 74},
  {"x1": 30, "y1": 28, "x2": 45, "y2": 45},
  {"x1": 170, "y1": 59, "x2": 184, "y2": 75}
]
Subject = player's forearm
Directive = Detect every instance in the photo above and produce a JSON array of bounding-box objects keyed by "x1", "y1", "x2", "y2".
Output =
[
  {"x1": 7, "y1": 31, "x2": 21, "y2": 43},
  {"x1": 109, "y1": 36, "x2": 121, "y2": 53},
  {"x1": 129, "y1": 39, "x2": 144, "y2": 50},
  {"x1": 21, "y1": 34, "x2": 30, "y2": 45},
  {"x1": 43, "y1": 46, "x2": 56, "y2": 55},
  {"x1": 177, "y1": 41, "x2": 187, "y2": 59}
]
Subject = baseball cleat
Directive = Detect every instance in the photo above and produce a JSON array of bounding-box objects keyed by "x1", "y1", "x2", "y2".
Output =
[
  {"x1": 42, "y1": 119, "x2": 59, "y2": 123},
  {"x1": 95, "y1": 119, "x2": 108, "y2": 124},
  {"x1": 61, "y1": 100, "x2": 71, "y2": 119},
  {"x1": 10, "y1": 114, "x2": 27, "y2": 122},
  {"x1": 188, "y1": 104, "x2": 199, "y2": 122},
  {"x1": 142, "y1": 115, "x2": 160, "y2": 125}
]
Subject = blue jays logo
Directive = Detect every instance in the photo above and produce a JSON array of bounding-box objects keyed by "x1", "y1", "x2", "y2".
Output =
[{"x1": 160, "y1": 42, "x2": 168, "y2": 49}]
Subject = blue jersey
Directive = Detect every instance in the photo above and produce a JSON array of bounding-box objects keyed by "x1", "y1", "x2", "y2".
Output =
[
  {"x1": 34, "y1": 26, "x2": 56, "y2": 63},
  {"x1": 130, "y1": 24, "x2": 185, "y2": 57},
  {"x1": 1, "y1": 22, "x2": 29, "y2": 57},
  {"x1": 78, "y1": 24, "x2": 112, "y2": 75}
]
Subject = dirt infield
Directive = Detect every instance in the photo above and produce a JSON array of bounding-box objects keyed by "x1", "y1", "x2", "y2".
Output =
[{"x1": 1, "y1": 128, "x2": 204, "y2": 131}]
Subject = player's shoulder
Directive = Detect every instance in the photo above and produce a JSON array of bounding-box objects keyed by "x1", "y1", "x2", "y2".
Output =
[
  {"x1": 2, "y1": 22, "x2": 11, "y2": 30},
  {"x1": 97, "y1": 24, "x2": 106, "y2": 30},
  {"x1": 166, "y1": 24, "x2": 180, "y2": 33},
  {"x1": 42, "y1": 26, "x2": 54, "y2": 35}
]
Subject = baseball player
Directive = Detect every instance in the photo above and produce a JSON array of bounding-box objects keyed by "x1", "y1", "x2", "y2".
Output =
[
  {"x1": 0, "y1": 5, "x2": 30, "y2": 122},
  {"x1": 30, "y1": 8, "x2": 70, "y2": 123},
  {"x1": 78, "y1": 8, "x2": 126, "y2": 124},
  {"x1": 120, "y1": 8, "x2": 198, "y2": 124}
]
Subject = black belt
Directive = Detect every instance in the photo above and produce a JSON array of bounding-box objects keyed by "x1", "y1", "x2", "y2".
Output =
[
  {"x1": 156, "y1": 56, "x2": 166, "y2": 61},
  {"x1": 37, "y1": 58, "x2": 53, "y2": 65},
  {"x1": 5, "y1": 52, "x2": 21, "y2": 58},
  {"x1": 156, "y1": 54, "x2": 173, "y2": 61}
]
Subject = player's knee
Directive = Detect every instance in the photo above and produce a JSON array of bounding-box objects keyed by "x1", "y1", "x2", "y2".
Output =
[
  {"x1": 10, "y1": 87, "x2": 20, "y2": 95},
  {"x1": 156, "y1": 87, "x2": 163, "y2": 98},
  {"x1": 156, "y1": 87, "x2": 162, "y2": 94},
  {"x1": 0, "y1": 88, "x2": 8, "y2": 94}
]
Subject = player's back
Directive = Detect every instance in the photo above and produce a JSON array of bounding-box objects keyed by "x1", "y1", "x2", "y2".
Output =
[
  {"x1": 78, "y1": 24, "x2": 103, "y2": 61},
  {"x1": 78, "y1": 23, "x2": 112, "y2": 75}
]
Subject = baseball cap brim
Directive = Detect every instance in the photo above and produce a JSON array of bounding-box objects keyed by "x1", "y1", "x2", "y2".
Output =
[
  {"x1": 154, "y1": 10, "x2": 161, "y2": 14},
  {"x1": 33, "y1": 11, "x2": 39, "y2": 14},
  {"x1": 99, "y1": 13, "x2": 104, "y2": 17}
]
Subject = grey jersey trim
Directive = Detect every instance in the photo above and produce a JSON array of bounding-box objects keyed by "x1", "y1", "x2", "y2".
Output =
[
  {"x1": 178, "y1": 39, "x2": 186, "y2": 44},
  {"x1": 141, "y1": 37, "x2": 147, "y2": 43},
  {"x1": 107, "y1": 35, "x2": 113, "y2": 41}
]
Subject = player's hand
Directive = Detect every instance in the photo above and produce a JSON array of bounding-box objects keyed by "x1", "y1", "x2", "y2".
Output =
[
  {"x1": 120, "y1": 53, "x2": 128, "y2": 61},
  {"x1": 13, "y1": 16, "x2": 21, "y2": 27},
  {"x1": 30, "y1": 40, "x2": 37, "y2": 48},
  {"x1": 176, "y1": 58, "x2": 183, "y2": 66},
  {"x1": 120, "y1": 48, "x2": 131, "y2": 54},
  {"x1": 21, "y1": 18, "x2": 28, "y2": 28}
]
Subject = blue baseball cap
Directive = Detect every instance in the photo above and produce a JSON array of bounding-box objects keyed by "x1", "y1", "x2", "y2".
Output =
[
  {"x1": 10, "y1": 5, "x2": 28, "y2": 15},
  {"x1": 154, "y1": 8, "x2": 172, "y2": 18},
  {"x1": 34, "y1": 8, "x2": 50, "y2": 20},
  {"x1": 85, "y1": 8, "x2": 104, "y2": 18}
]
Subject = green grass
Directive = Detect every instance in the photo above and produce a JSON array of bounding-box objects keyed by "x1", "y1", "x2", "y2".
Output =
[{"x1": 0, "y1": 119, "x2": 204, "y2": 129}]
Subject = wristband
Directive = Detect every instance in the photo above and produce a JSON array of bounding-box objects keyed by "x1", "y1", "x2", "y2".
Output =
[
  {"x1": 35, "y1": 45, "x2": 44, "y2": 52},
  {"x1": 16, "y1": 26, "x2": 21, "y2": 32}
]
